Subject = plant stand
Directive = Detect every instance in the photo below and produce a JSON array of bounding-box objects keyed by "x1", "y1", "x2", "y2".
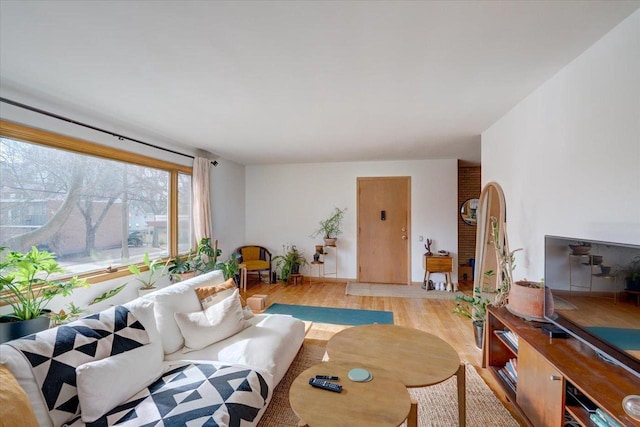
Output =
[{"x1": 289, "y1": 273, "x2": 304, "y2": 285}]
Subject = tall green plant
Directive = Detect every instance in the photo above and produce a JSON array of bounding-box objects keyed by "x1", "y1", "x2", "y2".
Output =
[
  {"x1": 0, "y1": 247, "x2": 88, "y2": 320},
  {"x1": 490, "y1": 217, "x2": 522, "y2": 307},
  {"x1": 311, "y1": 207, "x2": 347, "y2": 239}
]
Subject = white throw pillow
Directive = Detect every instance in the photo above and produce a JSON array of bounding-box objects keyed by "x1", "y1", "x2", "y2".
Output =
[
  {"x1": 243, "y1": 305, "x2": 255, "y2": 320},
  {"x1": 76, "y1": 342, "x2": 163, "y2": 423},
  {"x1": 174, "y1": 289, "x2": 247, "y2": 351},
  {"x1": 122, "y1": 299, "x2": 161, "y2": 345},
  {"x1": 148, "y1": 287, "x2": 202, "y2": 354}
]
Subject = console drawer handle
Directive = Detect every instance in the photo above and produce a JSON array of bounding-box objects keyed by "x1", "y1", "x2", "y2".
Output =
[{"x1": 550, "y1": 375, "x2": 561, "y2": 381}]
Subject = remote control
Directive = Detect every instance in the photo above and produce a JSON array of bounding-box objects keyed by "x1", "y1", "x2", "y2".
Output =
[
  {"x1": 315, "y1": 375, "x2": 339, "y2": 381},
  {"x1": 308, "y1": 377, "x2": 342, "y2": 393}
]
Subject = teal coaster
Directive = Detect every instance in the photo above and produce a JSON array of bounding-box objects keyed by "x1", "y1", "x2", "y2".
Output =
[{"x1": 348, "y1": 368, "x2": 372, "y2": 382}]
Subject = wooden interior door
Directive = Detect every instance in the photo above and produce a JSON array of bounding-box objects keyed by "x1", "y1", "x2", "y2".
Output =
[{"x1": 357, "y1": 177, "x2": 410, "y2": 284}]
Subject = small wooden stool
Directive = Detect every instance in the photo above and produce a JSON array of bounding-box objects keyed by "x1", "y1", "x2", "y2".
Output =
[{"x1": 289, "y1": 273, "x2": 303, "y2": 285}]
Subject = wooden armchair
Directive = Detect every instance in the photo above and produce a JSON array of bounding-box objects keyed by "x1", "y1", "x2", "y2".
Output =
[{"x1": 236, "y1": 245, "x2": 273, "y2": 284}]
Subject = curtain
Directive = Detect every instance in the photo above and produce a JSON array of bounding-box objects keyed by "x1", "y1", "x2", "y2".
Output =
[{"x1": 192, "y1": 156, "x2": 213, "y2": 245}]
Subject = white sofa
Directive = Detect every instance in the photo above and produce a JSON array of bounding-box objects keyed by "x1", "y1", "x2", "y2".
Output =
[{"x1": 0, "y1": 271, "x2": 305, "y2": 426}]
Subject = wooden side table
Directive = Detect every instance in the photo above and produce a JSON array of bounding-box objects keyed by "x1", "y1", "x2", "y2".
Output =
[
  {"x1": 289, "y1": 361, "x2": 411, "y2": 427},
  {"x1": 326, "y1": 324, "x2": 466, "y2": 427},
  {"x1": 423, "y1": 255, "x2": 455, "y2": 291}
]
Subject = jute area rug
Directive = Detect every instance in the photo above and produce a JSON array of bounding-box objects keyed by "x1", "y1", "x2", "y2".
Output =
[
  {"x1": 346, "y1": 282, "x2": 465, "y2": 300},
  {"x1": 258, "y1": 343, "x2": 518, "y2": 427}
]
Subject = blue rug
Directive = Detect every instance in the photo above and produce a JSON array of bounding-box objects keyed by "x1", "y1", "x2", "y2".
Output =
[
  {"x1": 585, "y1": 327, "x2": 640, "y2": 351},
  {"x1": 263, "y1": 303, "x2": 393, "y2": 326}
]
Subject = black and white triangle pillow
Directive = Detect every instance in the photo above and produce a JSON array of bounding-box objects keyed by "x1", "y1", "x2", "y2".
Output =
[{"x1": 7, "y1": 306, "x2": 149, "y2": 426}]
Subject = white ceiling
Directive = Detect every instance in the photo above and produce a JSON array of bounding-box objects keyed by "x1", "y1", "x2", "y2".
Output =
[{"x1": 1, "y1": 1, "x2": 638, "y2": 166}]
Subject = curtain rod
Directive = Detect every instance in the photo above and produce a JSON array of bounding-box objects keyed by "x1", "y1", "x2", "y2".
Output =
[{"x1": 0, "y1": 97, "x2": 218, "y2": 167}]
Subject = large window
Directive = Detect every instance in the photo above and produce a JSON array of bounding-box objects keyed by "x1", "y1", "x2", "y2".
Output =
[{"x1": 0, "y1": 121, "x2": 192, "y2": 278}]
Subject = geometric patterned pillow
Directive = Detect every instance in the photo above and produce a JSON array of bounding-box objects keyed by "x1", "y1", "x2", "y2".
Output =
[
  {"x1": 6, "y1": 306, "x2": 149, "y2": 427},
  {"x1": 66, "y1": 362, "x2": 270, "y2": 427}
]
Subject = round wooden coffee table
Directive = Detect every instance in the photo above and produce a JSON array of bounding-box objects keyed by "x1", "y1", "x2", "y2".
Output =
[
  {"x1": 326, "y1": 324, "x2": 466, "y2": 427},
  {"x1": 289, "y1": 361, "x2": 411, "y2": 427}
]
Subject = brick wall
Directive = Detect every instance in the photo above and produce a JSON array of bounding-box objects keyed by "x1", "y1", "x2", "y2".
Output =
[{"x1": 458, "y1": 164, "x2": 480, "y2": 273}]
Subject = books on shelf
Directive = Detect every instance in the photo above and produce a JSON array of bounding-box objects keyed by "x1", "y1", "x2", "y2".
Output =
[
  {"x1": 496, "y1": 329, "x2": 519, "y2": 352},
  {"x1": 589, "y1": 409, "x2": 623, "y2": 427},
  {"x1": 505, "y1": 358, "x2": 518, "y2": 383},
  {"x1": 496, "y1": 367, "x2": 517, "y2": 394}
]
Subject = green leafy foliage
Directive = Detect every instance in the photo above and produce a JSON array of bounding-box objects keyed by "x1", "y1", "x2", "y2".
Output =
[
  {"x1": 273, "y1": 245, "x2": 308, "y2": 282},
  {"x1": 50, "y1": 302, "x2": 86, "y2": 326},
  {"x1": 128, "y1": 252, "x2": 170, "y2": 289},
  {"x1": 168, "y1": 238, "x2": 222, "y2": 279},
  {"x1": 0, "y1": 246, "x2": 88, "y2": 320},
  {"x1": 454, "y1": 287, "x2": 491, "y2": 324},
  {"x1": 311, "y1": 207, "x2": 347, "y2": 239},
  {"x1": 214, "y1": 252, "x2": 241, "y2": 281},
  {"x1": 89, "y1": 283, "x2": 127, "y2": 305}
]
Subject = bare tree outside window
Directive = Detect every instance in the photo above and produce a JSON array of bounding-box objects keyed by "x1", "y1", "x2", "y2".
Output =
[{"x1": 0, "y1": 137, "x2": 184, "y2": 275}]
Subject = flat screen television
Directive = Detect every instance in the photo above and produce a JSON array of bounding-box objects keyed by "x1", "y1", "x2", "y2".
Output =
[{"x1": 544, "y1": 235, "x2": 640, "y2": 378}]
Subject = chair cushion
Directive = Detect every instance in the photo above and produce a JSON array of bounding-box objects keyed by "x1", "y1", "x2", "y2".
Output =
[
  {"x1": 241, "y1": 246, "x2": 261, "y2": 261},
  {"x1": 244, "y1": 260, "x2": 270, "y2": 271}
]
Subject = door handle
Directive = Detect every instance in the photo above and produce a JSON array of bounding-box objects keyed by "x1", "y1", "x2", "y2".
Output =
[{"x1": 401, "y1": 235, "x2": 408, "y2": 240}]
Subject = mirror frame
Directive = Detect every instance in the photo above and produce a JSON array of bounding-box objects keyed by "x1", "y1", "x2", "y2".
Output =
[{"x1": 460, "y1": 198, "x2": 479, "y2": 226}]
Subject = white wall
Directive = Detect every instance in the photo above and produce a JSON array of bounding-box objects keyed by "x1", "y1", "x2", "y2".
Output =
[
  {"x1": 212, "y1": 159, "x2": 246, "y2": 258},
  {"x1": 245, "y1": 159, "x2": 458, "y2": 283},
  {"x1": 482, "y1": 10, "x2": 640, "y2": 282}
]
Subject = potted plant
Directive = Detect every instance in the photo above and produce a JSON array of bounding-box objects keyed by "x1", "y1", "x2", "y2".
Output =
[
  {"x1": 0, "y1": 246, "x2": 88, "y2": 342},
  {"x1": 311, "y1": 207, "x2": 347, "y2": 246},
  {"x1": 454, "y1": 269, "x2": 493, "y2": 349},
  {"x1": 454, "y1": 287, "x2": 491, "y2": 349},
  {"x1": 168, "y1": 250, "x2": 197, "y2": 282},
  {"x1": 621, "y1": 255, "x2": 640, "y2": 291},
  {"x1": 168, "y1": 238, "x2": 221, "y2": 281},
  {"x1": 273, "y1": 245, "x2": 308, "y2": 283},
  {"x1": 128, "y1": 252, "x2": 170, "y2": 296},
  {"x1": 214, "y1": 252, "x2": 241, "y2": 285},
  {"x1": 508, "y1": 279, "x2": 554, "y2": 321},
  {"x1": 490, "y1": 217, "x2": 522, "y2": 307},
  {"x1": 569, "y1": 241, "x2": 591, "y2": 256}
]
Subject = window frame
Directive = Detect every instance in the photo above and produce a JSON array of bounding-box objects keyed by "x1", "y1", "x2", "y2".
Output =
[{"x1": 0, "y1": 119, "x2": 192, "y2": 284}]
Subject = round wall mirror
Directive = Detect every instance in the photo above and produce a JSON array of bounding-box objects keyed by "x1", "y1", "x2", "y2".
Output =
[{"x1": 460, "y1": 198, "x2": 479, "y2": 226}]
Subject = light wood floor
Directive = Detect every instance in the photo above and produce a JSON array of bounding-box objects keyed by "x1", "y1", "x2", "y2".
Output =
[{"x1": 243, "y1": 278, "x2": 526, "y2": 425}]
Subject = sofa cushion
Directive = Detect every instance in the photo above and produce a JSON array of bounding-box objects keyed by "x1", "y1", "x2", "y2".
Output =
[
  {"x1": 146, "y1": 286, "x2": 202, "y2": 354},
  {"x1": 165, "y1": 314, "x2": 305, "y2": 386},
  {"x1": 195, "y1": 278, "x2": 240, "y2": 307},
  {"x1": 76, "y1": 342, "x2": 163, "y2": 422},
  {"x1": 175, "y1": 289, "x2": 248, "y2": 351},
  {"x1": 0, "y1": 364, "x2": 39, "y2": 427},
  {"x1": 195, "y1": 278, "x2": 255, "y2": 320}
]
